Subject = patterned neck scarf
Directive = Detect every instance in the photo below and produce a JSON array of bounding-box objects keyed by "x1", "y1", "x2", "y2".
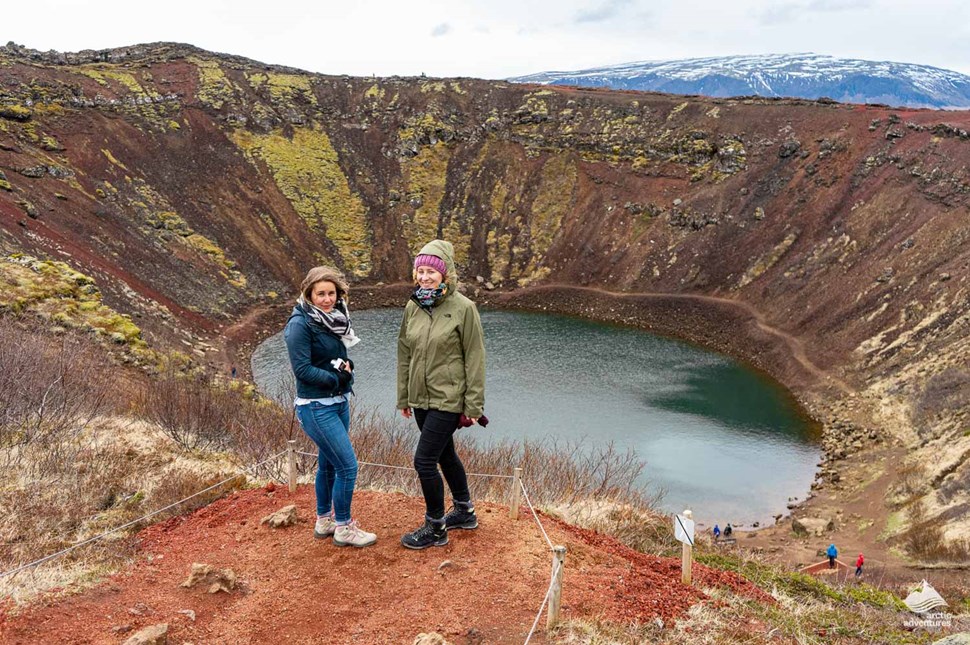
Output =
[
  {"x1": 296, "y1": 294, "x2": 361, "y2": 348},
  {"x1": 412, "y1": 283, "x2": 448, "y2": 310}
]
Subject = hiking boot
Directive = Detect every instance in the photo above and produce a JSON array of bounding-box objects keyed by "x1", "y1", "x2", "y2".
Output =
[
  {"x1": 314, "y1": 515, "x2": 336, "y2": 539},
  {"x1": 401, "y1": 519, "x2": 448, "y2": 550},
  {"x1": 333, "y1": 520, "x2": 377, "y2": 547},
  {"x1": 443, "y1": 503, "x2": 478, "y2": 531}
]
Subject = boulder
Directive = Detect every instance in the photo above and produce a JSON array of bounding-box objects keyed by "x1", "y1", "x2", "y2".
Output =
[
  {"x1": 180, "y1": 563, "x2": 236, "y2": 594},
  {"x1": 932, "y1": 635, "x2": 970, "y2": 645},
  {"x1": 122, "y1": 623, "x2": 168, "y2": 645},
  {"x1": 260, "y1": 504, "x2": 298, "y2": 528},
  {"x1": 792, "y1": 516, "x2": 835, "y2": 537},
  {"x1": 414, "y1": 633, "x2": 450, "y2": 645}
]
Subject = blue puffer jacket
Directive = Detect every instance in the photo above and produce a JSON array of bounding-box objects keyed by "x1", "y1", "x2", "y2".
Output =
[{"x1": 284, "y1": 306, "x2": 354, "y2": 399}]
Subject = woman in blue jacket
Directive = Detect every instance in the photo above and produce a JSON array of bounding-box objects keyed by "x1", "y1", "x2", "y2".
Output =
[{"x1": 284, "y1": 266, "x2": 375, "y2": 547}]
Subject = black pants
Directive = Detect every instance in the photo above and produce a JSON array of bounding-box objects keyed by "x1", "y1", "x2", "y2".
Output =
[{"x1": 413, "y1": 409, "x2": 471, "y2": 520}]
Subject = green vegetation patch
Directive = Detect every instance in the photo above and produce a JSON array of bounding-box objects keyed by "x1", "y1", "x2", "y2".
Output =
[
  {"x1": 520, "y1": 153, "x2": 577, "y2": 285},
  {"x1": 696, "y1": 553, "x2": 906, "y2": 611},
  {"x1": 189, "y1": 57, "x2": 237, "y2": 110},
  {"x1": 0, "y1": 104, "x2": 31, "y2": 121},
  {"x1": 232, "y1": 126, "x2": 371, "y2": 275},
  {"x1": 0, "y1": 255, "x2": 146, "y2": 349},
  {"x1": 401, "y1": 143, "x2": 453, "y2": 258}
]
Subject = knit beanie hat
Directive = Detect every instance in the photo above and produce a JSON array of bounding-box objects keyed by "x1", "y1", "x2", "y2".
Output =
[{"x1": 414, "y1": 254, "x2": 447, "y2": 276}]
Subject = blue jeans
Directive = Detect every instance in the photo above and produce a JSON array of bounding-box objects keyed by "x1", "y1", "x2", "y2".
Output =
[{"x1": 295, "y1": 400, "x2": 357, "y2": 523}]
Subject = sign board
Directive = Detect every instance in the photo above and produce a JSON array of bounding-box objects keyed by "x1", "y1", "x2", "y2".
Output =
[{"x1": 673, "y1": 514, "x2": 695, "y2": 546}]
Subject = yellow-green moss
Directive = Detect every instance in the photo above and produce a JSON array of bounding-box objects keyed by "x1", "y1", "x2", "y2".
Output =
[
  {"x1": 231, "y1": 126, "x2": 371, "y2": 275},
  {"x1": 401, "y1": 143, "x2": 452, "y2": 257},
  {"x1": 364, "y1": 84, "x2": 385, "y2": 100},
  {"x1": 0, "y1": 255, "x2": 146, "y2": 349},
  {"x1": 189, "y1": 57, "x2": 236, "y2": 110},
  {"x1": 737, "y1": 232, "x2": 798, "y2": 289},
  {"x1": 0, "y1": 178, "x2": 12, "y2": 191},
  {"x1": 246, "y1": 72, "x2": 267, "y2": 90},
  {"x1": 0, "y1": 104, "x2": 31, "y2": 121},
  {"x1": 420, "y1": 81, "x2": 447, "y2": 93},
  {"x1": 101, "y1": 149, "x2": 129, "y2": 171},
  {"x1": 667, "y1": 101, "x2": 689, "y2": 119},
  {"x1": 167, "y1": 120, "x2": 181, "y2": 131},
  {"x1": 264, "y1": 73, "x2": 317, "y2": 106},
  {"x1": 521, "y1": 154, "x2": 576, "y2": 280},
  {"x1": 76, "y1": 68, "x2": 148, "y2": 96}
]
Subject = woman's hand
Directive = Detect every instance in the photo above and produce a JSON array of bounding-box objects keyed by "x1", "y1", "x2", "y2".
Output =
[
  {"x1": 467, "y1": 417, "x2": 479, "y2": 424},
  {"x1": 400, "y1": 408, "x2": 412, "y2": 419}
]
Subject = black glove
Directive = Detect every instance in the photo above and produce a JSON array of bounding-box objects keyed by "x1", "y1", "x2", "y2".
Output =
[{"x1": 335, "y1": 369, "x2": 352, "y2": 389}]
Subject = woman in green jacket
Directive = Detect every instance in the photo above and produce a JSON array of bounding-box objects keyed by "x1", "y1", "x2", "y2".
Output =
[{"x1": 398, "y1": 240, "x2": 486, "y2": 549}]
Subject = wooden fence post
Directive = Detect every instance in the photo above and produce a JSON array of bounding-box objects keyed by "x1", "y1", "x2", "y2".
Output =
[
  {"x1": 681, "y1": 509, "x2": 693, "y2": 586},
  {"x1": 547, "y1": 545, "x2": 567, "y2": 630},
  {"x1": 287, "y1": 439, "x2": 297, "y2": 493},
  {"x1": 509, "y1": 467, "x2": 523, "y2": 520}
]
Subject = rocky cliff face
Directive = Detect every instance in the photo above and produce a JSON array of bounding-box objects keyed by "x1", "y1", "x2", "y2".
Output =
[{"x1": 0, "y1": 42, "x2": 968, "y2": 539}]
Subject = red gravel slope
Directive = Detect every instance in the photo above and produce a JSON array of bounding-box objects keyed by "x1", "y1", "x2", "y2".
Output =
[{"x1": 1, "y1": 486, "x2": 769, "y2": 644}]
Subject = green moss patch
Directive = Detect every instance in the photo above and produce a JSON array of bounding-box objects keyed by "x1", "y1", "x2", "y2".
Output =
[
  {"x1": 0, "y1": 255, "x2": 146, "y2": 349},
  {"x1": 232, "y1": 126, "x2": 371, "y2": 275}
]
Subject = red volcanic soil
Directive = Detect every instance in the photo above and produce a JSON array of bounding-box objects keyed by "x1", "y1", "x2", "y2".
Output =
[{"x1": 1, "y1": 486, "x2": 769, "y2": 644}]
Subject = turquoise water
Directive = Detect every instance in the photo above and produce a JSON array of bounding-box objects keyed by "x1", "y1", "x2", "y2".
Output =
[{"x1": 252, "y1": 308, "x2": 819, "y2": 526}]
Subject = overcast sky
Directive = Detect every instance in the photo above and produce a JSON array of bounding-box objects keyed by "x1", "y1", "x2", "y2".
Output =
[{"x1": 4, "y1": 0, "x2": 969, "y2": 78}]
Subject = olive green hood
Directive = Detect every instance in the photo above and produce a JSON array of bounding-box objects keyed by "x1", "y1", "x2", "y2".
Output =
[{"x1": 416, "y1": 239, "x2": 458, "y2": 293}]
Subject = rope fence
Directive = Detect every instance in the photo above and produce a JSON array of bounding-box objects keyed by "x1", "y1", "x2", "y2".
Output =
[
  {"x1": 5, "y1": 444, "x2": 566, "y2": 642},
  {"x1": 290, "y1": 443, "x2": 567, "y2": 639},
  {"x1": 0, "y1": 449, "x2": 288, "y2": 581}
]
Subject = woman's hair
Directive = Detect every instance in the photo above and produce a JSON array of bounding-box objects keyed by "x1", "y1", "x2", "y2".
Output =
[{"x1": 300, "y1": 266, "x2": 349, "y2": 302}]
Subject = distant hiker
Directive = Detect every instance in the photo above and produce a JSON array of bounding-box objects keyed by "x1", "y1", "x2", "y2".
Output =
[
  {"x1": 398, "y1": 240, "x2": 486, "y2": 550},
  {"x1": 284, "y1": 266, "x2": 374, "y2": 548},
  {"x1": 855, "y1": 553, "x2": 864, "y2": 577},
  {"x1": 230, "y1": 365, "x2": 237, "y2": 379},
  {"x1": 724, "y1": 523, "x2": 733, "y2": 538},
  {"x1": 713, "y1": 524, "x2": 721, "y2": 540},
  {"x1": 827, "y1": 543, "x2": 838, "y2": 568}
]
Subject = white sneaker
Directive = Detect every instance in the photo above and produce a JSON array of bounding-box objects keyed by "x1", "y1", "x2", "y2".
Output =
[
  {"x1": 333, "y1": 520, "x2": 377, "y2": 547},
  {"x1": 314, "y1": 515, "x2": 336, "y2": 539}
]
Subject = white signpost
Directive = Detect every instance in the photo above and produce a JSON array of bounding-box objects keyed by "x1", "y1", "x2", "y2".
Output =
[{"x1": 674, "y1": 510, "x2": 695, "y2": 585}]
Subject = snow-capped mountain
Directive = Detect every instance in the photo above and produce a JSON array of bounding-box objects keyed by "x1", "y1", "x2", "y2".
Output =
[{"x1": 510, "y1": 53, "x2": 970, "y2": 109}]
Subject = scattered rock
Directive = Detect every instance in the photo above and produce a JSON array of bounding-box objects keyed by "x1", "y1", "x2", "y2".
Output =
[
  {"x1": 778, "y1": 140, "x2": 801, "y2": 158},
  {"x1": 414, "y1": 632, "x2": 450, "y2": 645},
  {"x1": 112, "y1": 625, "x2": 133, "y2": 635},
  {"x1": 128, "y1": 602, "x2": 151, "y2": 616},
  {"x1": 180, "y1": 563, "x2": 236, "y2": 594},
  {"x1": 437, "y1": 560, "x2": 453, "y2": 573},
  {"x1": 121, "y1": 623, "x2": 168, "y2": 645},
  {"x1": 932, "y1": 634, "x2": 970, "y2": 645},
  {"x1": 792, "y1": 516, "x2": 836, "y2": 537},
  {"x1": 178, "y1": 609, "x2": 196, "y2": 622},
  {"x1": 260, "y1": 504, "x2": 298, "y2": 528}
]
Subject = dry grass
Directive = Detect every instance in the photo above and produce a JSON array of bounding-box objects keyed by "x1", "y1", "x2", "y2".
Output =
[
  {"x1": 913, "y1": 368, "x2": 970, "y2": 438},
  {"x1": 901, "y1": 499, "x2": 970, "y2": 563}
]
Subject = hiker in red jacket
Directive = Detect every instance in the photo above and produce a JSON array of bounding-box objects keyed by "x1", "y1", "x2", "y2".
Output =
[{"x1": 855, "y1": 553, "x2": 864, "y2": 577}]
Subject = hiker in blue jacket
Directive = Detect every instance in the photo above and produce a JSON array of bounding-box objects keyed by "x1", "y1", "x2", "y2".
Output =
[
  {"x1": 827, "y1": 543, "x2": 838, "y2": 568},
  {"x1": 285, "y1": 266, "x2": 375, "y2": 548}
]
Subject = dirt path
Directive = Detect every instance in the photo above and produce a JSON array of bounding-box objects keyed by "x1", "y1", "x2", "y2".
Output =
[{"x1": 0, "y1": 487, "x2": 768, "y2": 644}]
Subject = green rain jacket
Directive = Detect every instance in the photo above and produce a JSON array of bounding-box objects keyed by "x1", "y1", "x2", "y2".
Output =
[{"x1": 397, "y1": 240, "x2": 486, "y2": 418}]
